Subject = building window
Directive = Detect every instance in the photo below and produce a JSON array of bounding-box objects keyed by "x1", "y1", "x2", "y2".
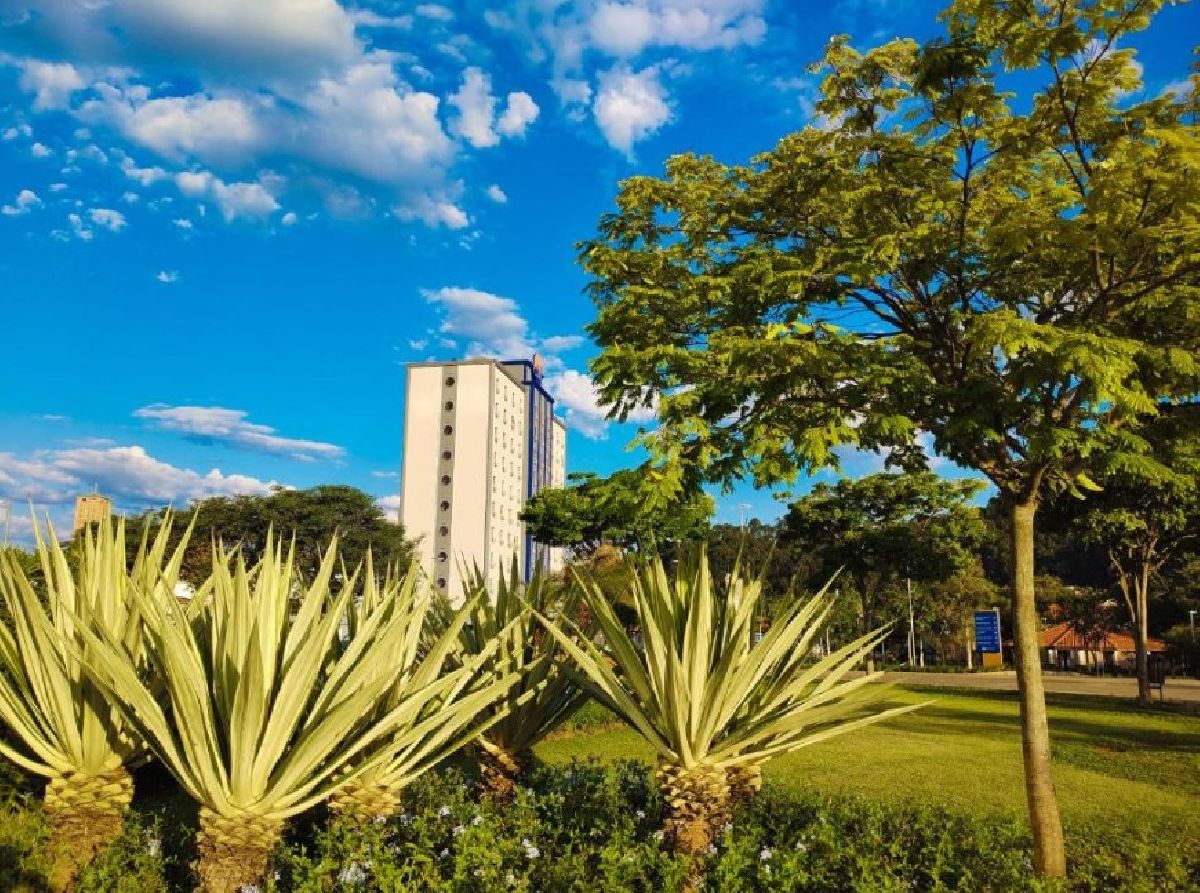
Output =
[
  {"x1": 441, "y1": 474, "x2": 451, "y2": 485},
  {"x1": 444, "y1": 400, "x2": 454, "y2": 411},
  {"x1": 437, "y1": 577, "x2": 446, "y2": 588},
  {"x1": 442, "y1": 450, "x2": 452, "y2": 461},
  {"x1": 439, "y1": 525, "x2": 449, "y2": 536},
  {"x1": 443, "y1": 425, "x2": 453, "y2": 436},
  {"x1": 439, "y1": 500, "x2": 450, "y2": 511},
  {"x1": 437, "y1": 551, "x2": 448, "y2": 562},
  {"x1": 445, "y1": 376, "x2": 455, "y2": 387}
]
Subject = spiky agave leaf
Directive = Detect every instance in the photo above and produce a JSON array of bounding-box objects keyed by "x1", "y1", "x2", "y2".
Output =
[
  {"x1": 331, "y1": 557, "x2": 534, "y2": 821},
  {"x1": 77, "y1": 534, "x2": 498, "y2": 893},
  {"x1": 0, "y1": 514, "x2": 189, "y2": 887},
  {"x1": 425, "y1": 560, "x2": 589, "y2": 801},
  {"x1": 535, "y1": 549, "x2": 928, "y2": 858}
]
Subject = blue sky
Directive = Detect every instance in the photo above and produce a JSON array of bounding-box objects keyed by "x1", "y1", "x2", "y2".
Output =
[{"x1": 1, "y1": 0, "x2": 1197, "y2": 543}]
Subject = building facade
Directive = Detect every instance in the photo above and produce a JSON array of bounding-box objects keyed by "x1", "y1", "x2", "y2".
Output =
[{"x1": 400, "y1": 356, "x2": 566, "y2": 601}]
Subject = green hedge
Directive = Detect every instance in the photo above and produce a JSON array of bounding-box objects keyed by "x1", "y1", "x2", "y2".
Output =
[{"x1": 1, "y1": 759, "x2": 1195, "y2": 891}]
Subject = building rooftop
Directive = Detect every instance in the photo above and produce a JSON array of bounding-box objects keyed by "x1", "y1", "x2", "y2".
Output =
[{"x1": 1039, "y1": 621, "x2": 1167, "y2": 653}]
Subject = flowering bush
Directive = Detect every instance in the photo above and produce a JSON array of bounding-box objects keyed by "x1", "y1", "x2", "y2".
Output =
[{"x1": 0, "y1": 757, "x2": 1196, "y2": 891}]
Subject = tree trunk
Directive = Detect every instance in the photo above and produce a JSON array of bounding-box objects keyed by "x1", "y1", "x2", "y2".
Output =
[
  {"x1": 1135, "y1": 567, "x2": 1151, "y2": 704},
  {"x1": 1009, "y1": 497, "x2": 1067, "y2": 877}
]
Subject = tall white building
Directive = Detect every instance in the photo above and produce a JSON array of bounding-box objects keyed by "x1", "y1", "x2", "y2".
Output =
[{"x1": 400, "y1": 356, "x2": 566, "y2": 600}]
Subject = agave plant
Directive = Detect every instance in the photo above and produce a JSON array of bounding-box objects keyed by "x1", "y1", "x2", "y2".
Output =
[
  {"x1": 536, "y1": 552, "x2": 926, "y2": 861},
  {"x1": 77, "y1": 535, "x2": 487, "y2": 893},
  {"x1": 426, "y1": 562, "x2": 590, "y2": 802},
  {"x1": 0, "y1": 516, "x2": 187, "y2": 889},
  {"x1": 328, "y1": 557, "x2": 528, "y2": 821}
]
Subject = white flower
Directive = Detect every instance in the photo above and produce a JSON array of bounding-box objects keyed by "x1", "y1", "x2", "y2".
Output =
[
  {"x1": 760, "y1": 847, "x2": 774, "y2": 861},
  {"x1": 337, "y1": 862, "x2": 367, "y2": 884},
  {"x1": 525, "y1": 845, "x2": 541, "y2": 859},
  {"x1": 399, "y1": 812, "x2": 413, "y2": 825},
  {"x1": 797, "y1": 842, "x2": 808, "y2": 854},
  {"x1": 653, "y1": 830, "x2": 664, "y2": 841},
  {"x1": 438, "y1": 805, "x2": 451, "y2": 817},
  {"x1": 238, "y1": 886, "x2": 260, "y2": 893},
  {"x1": 471, "y1": 814, "x2": 483, "y2": 826},
  {"x1": 440, "y1": 847, "x2": 450, "y2": 859},
  {"x1": 145, "y1": 836, "x2": 161, "y2": 857},
  {"x1": 635, "y1": 809, "x2": 646, "y2": 819},
  {"x1": 453, "y1": 824, "x2": 466, "y2": 836},
  {"x1": 706, "y1": 844, "x2": 717, "y2": 855}
]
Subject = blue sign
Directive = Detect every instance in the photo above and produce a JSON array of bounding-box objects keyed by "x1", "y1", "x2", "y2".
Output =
[{"x1": 974, "y1": 611, "x2": 1002, "y2": 654}]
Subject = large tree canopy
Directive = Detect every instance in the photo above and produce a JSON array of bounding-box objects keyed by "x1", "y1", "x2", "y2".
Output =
[
  {"x1": 116, "y1": 485, "x2": 415, "y2": 583},
  {"x1": 519, "y1": 468, "x2": 713, "y2": 555},
  {"x1": 781, "y1": 472, "x2": 989, "y2": 666},
  {"x1": 580, "y1": 0, "x2": 1199, "y2": 875}
]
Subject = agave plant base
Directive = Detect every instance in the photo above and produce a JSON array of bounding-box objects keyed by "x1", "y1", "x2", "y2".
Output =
[
  {"x1": 44, "y1": 767, "x2": 134, "y2": 889},
  {"x1": 656, "y1": 762, "x2": 731, "y2": 856},
  {"x1": 195, "y1": 807, "x2": 283, "y2": 893},
  {"x1": 328, "y1": 780, "x2": 402, "y2": 825},
  {"x1": 727, "y1": 763, "x2": 763, "y2": 807},
  {"x1": 477, "y1": 746, "x2": 532, "y2": 803}
]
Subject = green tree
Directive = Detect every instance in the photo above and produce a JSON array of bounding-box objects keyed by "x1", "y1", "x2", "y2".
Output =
[
  {"x1": 780, "y1": 472, "x2": 989, "y2": 670},
  {"x1": 580, "y1": 3, "x2": 1200, "y2": 874},
  {"x1": 519, "y1": 468, "x2": 713, "y2": 555},
  {"x1": 1049, "y1": 408, "x2": 1200, "y2": 700},
  {"x1": 120, "y1": 485, "x2": 415, "y2": 583}
]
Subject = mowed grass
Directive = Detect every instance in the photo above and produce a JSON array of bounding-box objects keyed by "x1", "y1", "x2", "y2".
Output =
[{"x1": 536, "y1": 686, "x2": 1200, "y2": 846}]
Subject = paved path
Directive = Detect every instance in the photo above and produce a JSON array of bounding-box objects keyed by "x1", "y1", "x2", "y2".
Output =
[{"x1": 882, "y1": 669, "x2": 1200, "y2": 703}]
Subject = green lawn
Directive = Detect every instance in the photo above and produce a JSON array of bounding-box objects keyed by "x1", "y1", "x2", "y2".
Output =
[{"x1": 537, "y1": 687, "x2": 1200, "y2": 844}]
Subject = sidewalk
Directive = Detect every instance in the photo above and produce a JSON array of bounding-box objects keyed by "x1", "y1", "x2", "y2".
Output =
[{"x1": 882, "y1": 669, "x2": 1200, "y2": 703}]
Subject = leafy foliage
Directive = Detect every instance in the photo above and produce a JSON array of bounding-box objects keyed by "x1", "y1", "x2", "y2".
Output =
[
  {"x1": 520, "y1": 468, "x2": 713, "y2": 555},
  {"x1": 118, "y1": 485, "x2": 414, "y2": 584}
]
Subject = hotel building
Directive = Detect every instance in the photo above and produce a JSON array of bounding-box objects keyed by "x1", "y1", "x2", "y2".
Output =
[{"x1": 399, "y1": 356, "x2": 566, "y2": 600}]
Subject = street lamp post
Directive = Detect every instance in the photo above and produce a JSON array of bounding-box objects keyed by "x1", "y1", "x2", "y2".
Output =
[{"x1": 1190, "y1": 609, "x2": 1197, "y2": 644}]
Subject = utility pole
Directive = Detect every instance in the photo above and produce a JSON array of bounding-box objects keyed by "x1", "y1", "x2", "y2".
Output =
[
  {"x1": 0, "y1": 500, "x2": 9, "y2": 546},
  {"x1": 738, "y1": 502, "x2": 751, "y2": 530},
  {"x1": 1191, "y1": 609, "x2": 1197, "y2": 644}
]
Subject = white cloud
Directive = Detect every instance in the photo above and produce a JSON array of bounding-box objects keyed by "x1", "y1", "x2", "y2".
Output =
[
  {"x1": 134, "y1": 404, "x2": 345, "y2": 461},
  {"x1": 17, "y1": 59, "x2": 85, "y2": 110},
  {"x1": 173, "y1": 218, "x2": 194, "y2": 229},
  {"x1": 121, "y1": 190, "x2": 140, "y2": 203},
  {"x1": 541, "y1": 334, "x2": 584, "y2": 352},
  {"x1": 30, "y1": 142, "x2": 52, "y2": 158},
  {"x1": 1, "y1": 189, "x2": 42, "y2": 216},
  {"x1": 2, "y1": 123, "x2": 32, "y2": 141},
  {"x1": 350, "y1": 10, "x2": 414, "y2": 30},
  {"x1": 88, "y1": 207, "x2": 126, "y2": 231},
  {"x1": 485, "y1": 183, "x2": 508, "y2": 203},
  {"x1": 593, "y1": 63, "x2": 671, "y2": 155},
  {"x1": 53, "y1": 0, "x2": 360, "y2": 81},
  {"x1": 545, "y1": 368, "x2": 656, "y2": 439},
  {"x1": 375, "y1": 493, "x2": 402, "y2": 522},
  {"x1": 82, "y1": 86, "x2": 264, "y2": 164},
  {"x1": 449, "y1": 67, "x2": 539, "y2": 148},
  {"x1": 415, "y1": 4, "x2": 454, "y2": 23},
  {"x1": 586, "y1": 1, "x2": 766, "y2": 57},
  {"x1": 156, "y1": 270, "x2": 179, "y2": 283},
  {"x1": 394, "y1": 193, "x2": 469, "y2": 229},
  {"x1": 449, "y1": 67, "x2": 500, "y2": 148},
  {"x1": 294, "y1": 58, "x2": 456, "y2": 185},
  {"x1": 3, "y1": 2, "x2": 552, "y2": 230},
  {"x1": 497, "y1": 91, "x2": 539, "y2": 137},
  {"x1": 174, "y1": 169, "x2": 279, "y2": 220},
  {"x1": 281, "y1": 211, "x2": 298, "y2": 225},
  {"x1": 65, "y1": 212, "x2": 93, "y2": 240},
  {"x1": 423, "y1": 286, "x2": 533, "y2": 357},
  {"x1": 0, "y1": 445, "x2": 280, "y2": 516},
  {"x1": 120, "y1": 156, "x2": 169, "y2": 186}
]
